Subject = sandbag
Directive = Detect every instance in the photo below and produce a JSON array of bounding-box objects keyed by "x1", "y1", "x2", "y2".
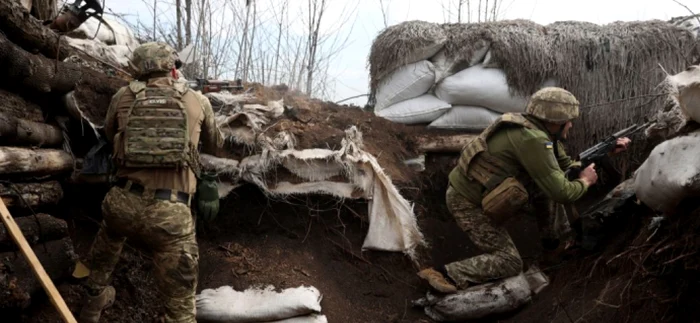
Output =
[
  {"x1": 375, "y1": 94, "x2": 451, "y2": 124},
  {"x1": 70, "y1": 16, "x2": 140, "y2": 50},
  {"x1": 435, "y1": 64, "x2": 529, "y2": 113},
  {"x1": 665, "y1": 65, "x2": 700, "y2": 124},
  {"x1": 374, "y1": 60, "x2": 435, "y2": 112},
  {"x1": 268, "y1": 315, "x2": 328, "y2": 323},
  {"x1": 195, "y1": 285, "x2": 323, "y2": 323},
  {"x1": 413, "y1": 266, "x2": 549, "y2": 322},
  {"x1": 65, "y1": 38, "x2": 132, "y2": 67},
  {"x1": 427, "y1": 106, "x2": 501, "y2": 131},
  {"x1": 632, "y1": 130, "x2": 700, "y2": 214}
]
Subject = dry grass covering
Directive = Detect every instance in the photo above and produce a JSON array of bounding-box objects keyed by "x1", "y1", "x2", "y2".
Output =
[
  {"x1": 367, "y1": 20, "x2": 446, "y2": 104},
  {"x1": 442, "y1": 19, "x2": 551, "y2": 96}
]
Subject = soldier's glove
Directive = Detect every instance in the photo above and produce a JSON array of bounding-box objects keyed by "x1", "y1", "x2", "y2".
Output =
[{"x1": 196, "y1": 171, "x2": 220, "y2": 223}]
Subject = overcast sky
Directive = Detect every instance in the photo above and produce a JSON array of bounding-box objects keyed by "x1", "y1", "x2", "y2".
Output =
[{"x1": 102, "y1": 0, "x2": 699, "y2": 106}]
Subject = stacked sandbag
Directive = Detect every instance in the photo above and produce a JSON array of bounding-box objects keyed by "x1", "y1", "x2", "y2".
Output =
[
  {"x1": 368, "y1": 21, "x2": 451, "y2": 125},
  {"x1": 368, "y1": 20, "x2": 550, "y2": 131}
]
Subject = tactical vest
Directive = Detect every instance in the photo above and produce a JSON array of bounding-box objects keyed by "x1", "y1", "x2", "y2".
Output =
[
  {"x1": 121, "y1": 81, "x2": 192, "y2": 169},
  {"x1": 457, "y1": 113, "x2": 539, "y2": 192}
]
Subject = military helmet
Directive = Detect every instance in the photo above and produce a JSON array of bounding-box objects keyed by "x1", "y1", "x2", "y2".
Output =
[
  {"x1": 525, "y1": 87, "x2": 580, "y2": 124},
  {"x1": 131, "y1": 42, "x2": 179, "y2": 76}
]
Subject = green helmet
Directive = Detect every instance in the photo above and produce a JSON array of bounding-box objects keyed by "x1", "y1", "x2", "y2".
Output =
[
  {"x1": 525, "y1": 87, "x2": 580, "y2": 123},
  {"x1": 131, "y1": 42, "x2": 179, "y2": 76}
]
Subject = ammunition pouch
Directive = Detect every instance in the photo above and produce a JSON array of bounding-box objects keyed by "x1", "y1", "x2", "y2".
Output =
[
  {"x1": 467, "y1": 153, "x2": 529, "y2": 224},
  {"x1": 482, "y1": 177, "x2": 529, "y2": 225}
]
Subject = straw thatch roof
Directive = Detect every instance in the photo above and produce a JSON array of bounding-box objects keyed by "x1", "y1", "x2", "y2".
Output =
[
  {"x1": 367, "y1": 18, "x2": 700, "y2": 171},
  {"x1": 367, "y1": 20, "x2": 446, "y2": 106}
]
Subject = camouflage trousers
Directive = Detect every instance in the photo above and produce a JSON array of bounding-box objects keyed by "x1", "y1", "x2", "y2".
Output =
[
  {"x1": 443, "y1": 186, "x2": 571, "y2": 288},
  {"x1": 86, "y1": 185, "x2": 199, "y2": 323}
]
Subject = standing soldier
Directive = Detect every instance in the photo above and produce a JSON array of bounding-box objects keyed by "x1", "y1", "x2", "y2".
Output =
[
  {"x1": 79, "y1": 42, "x2": 224, "y2": 322},
  {"x1": 417, "y1": 87, "x2": 631, "y2": 293}
]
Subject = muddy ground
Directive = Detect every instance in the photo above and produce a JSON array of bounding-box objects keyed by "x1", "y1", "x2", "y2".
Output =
[
  {"x1": 11, "y1": 151, "x2": 611, "y2": 323},
  {"x1": 7, "y1": 89, "x2": 697, "y2": 323}
]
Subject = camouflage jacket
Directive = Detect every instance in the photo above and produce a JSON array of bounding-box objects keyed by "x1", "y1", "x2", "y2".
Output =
[{"x1": 449, "y1": 114, "x2": 587, "y2": 206}]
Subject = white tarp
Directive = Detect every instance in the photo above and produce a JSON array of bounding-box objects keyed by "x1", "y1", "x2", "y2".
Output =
[
  {"x1": 233, "y1": 127, "x2": 424, "y2": 255},
  {"x1": 427, "y1": 106, "x2": 501, "y2": 130},
  {"x1": 374, "y1": 60, "x2": 436, "y2": 112},
  {"x1": 632, "y1": 129, "x2": 700, "y2": 215},
  {"x1": 207, "y1": 93, "x2": 426, "y2": 257},
  {"x1": 375, "y1": 94, "x2": 451, "y2": 124},
  {"x1": 413, "y1": 266, "x2": 549, "y2": 322},
  {"x1": 196, "y1": 285, "x2": 323, "y2": 322}
]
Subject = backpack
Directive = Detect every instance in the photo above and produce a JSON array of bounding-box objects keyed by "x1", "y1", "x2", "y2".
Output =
[{"x1": 121, "y1": 82, "x2": 191, "y2": 168}]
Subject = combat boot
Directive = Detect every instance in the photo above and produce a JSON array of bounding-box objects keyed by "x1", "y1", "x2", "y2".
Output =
[
  {"x1": 79, "y1": 286, "x2": 115, "y2": 323},
  {"x1": 417, "y1": 268, "x2": 458, "y2": 294}
]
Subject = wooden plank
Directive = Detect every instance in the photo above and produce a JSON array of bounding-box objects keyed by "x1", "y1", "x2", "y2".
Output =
[
  {"x1": 0, "y1": 199, "x2": 76, "y2": 322},
  {"x1": 416, "y1": 134, "x2": 478, "y2": 153}
]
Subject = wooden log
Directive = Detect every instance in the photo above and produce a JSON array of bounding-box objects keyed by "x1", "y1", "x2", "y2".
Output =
[
  {"x1": 0, "y1": 213, "x2": 67, "y2": 252},
  {"x1": 0, "y1": 113, "x2": 63, "y2": 147},
  {"x1": 0, "y1": 0, "x2": 73, "y2": 60},
  {"x1": 0, "y1": 29, "x2": 81, "y2": 95},
  {"x1": 0, "y1": 147, "x2": 73, "y2": 177},
  {"x1": 0, "y1": 89, "x2": 45, "y2": 123},
  {"x1": 0, "y1": 237, "x2": 75, "y2": 310},
  {"x1": 416, "y1": 134, "x2": 478, "y2": 153},
  {"x1": 0, "y1": 181, "x2": 63, "y2": 209}
]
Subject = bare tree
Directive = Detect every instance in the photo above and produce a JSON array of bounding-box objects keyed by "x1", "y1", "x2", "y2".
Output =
[
  {"x1": 305, "y1": 0, "x2": 327, "y2": 95},
  {"x1": 176, "y1": 0, "x2": 183, "y2": 49},
  {"x1": 185, "y1": 0, "x2": 192, "y2": 45},
  {"x1": 379, "y1": 0, "x2": 390, "y2": 28}
]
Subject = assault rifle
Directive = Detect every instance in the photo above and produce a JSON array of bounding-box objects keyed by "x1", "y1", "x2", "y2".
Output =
[
  {"x1": 187, "y1": 78, "x2": 244, "y2": 94},
  {"x1": 565, "y1": 119, "x2": 656, "y2": 181}
]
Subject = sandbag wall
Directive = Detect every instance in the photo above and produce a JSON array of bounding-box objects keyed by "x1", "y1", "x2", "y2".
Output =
[
  {"x1": 367, "y1": 18, "x2": 700, "y2": 153},
  {"x1": 368, "y1": 20, "x2": 546, "y2": 132}
]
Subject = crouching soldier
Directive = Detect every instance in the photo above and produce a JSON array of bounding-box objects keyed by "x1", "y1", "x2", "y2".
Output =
[
  {"x1": 79, "y1": 42, "x2": 224, "y2": 322},
  {"x1": 417, "y1": 87, "x2": 631, "y2": 293}
]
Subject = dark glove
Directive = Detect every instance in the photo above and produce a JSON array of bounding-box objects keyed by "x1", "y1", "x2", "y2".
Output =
[
  {"x1": 196, "y1": 172, "x2": 220, "y2": 223},
  {"x1": 541, "y1": 238, "x2": 560, "y2": 251}
]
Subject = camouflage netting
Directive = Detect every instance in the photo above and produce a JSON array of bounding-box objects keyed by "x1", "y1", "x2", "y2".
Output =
[
  {"x1": 367, "y1": 20, "x2": 447, "y2": 106},
  {"x1": 367, "y1": 18, "x2": 700, "y2": 173}
]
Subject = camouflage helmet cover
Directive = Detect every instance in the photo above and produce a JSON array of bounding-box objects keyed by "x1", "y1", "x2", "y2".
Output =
[
  {"x1": 131, "y1": 42, "x2": 179, "y2": 76},
  {"x1": 525, "y1": 87, "x2": 580, "y2": 123}
]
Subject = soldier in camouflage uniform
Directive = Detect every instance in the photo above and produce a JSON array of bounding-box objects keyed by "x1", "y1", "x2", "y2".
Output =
[
  {"x1": 79, "y1": 42, "x2": 224, "y2": 322},
  {"x1": 418, "y1": 87, "x2": 631, "y2": 293}
]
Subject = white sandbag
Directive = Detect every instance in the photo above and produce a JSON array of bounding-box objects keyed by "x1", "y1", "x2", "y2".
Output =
[
  {"x1": 267, "y1": 314, "x2": 328, "y2": 323},
  {"x1": 430, "y1": 50, "x2": 454, "y2": 85},
  {"x1": 632, "y1": 130, "x2": 700, "y2": 214},
  {"x1": 413, "y1": 266, "x2": 549, "y2": 322},
  {"x1": 196, "y1": 285, "x2": 323, "y2": 323},
  {"x1": 375, "y1": 94, "x2": 451, "y2": 124},
  {"x1": 435, "y1": 64, "x2": 529, "y2": 113},
  {"x1": 664, "y1": 65, "x2": 700, "y2": 124},
  {"x1": 374, "y1": 61, "x2": 435, "y2": 112},
  {"x1": 20, "y1": 0, "x2": 32, "y2": 11},
  {"x1": 428, "y1": 106, "x2": 501, "y2": 131},
  {"x1": 71, "y1": 16, "x2": 140, "y2": 50},
  {"x1": 65, "y1": 38, "x2": 132, "y2": 67}
]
